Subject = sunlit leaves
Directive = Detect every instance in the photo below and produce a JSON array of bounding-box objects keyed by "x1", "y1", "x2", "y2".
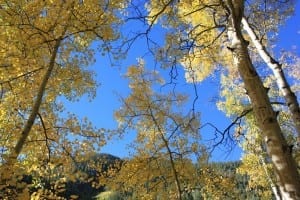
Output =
[
  {"x1": 199, "y1": 166, "x2": 237, "y2": 199},
  {"x1": 106, "y1": 155, "x2": 199, "y2": 199},
  {"x1": 111, "y1": 61, "x2": 203, "y2": 199},
  {"x1": 237, "y1": 154, "x2": 274, "y2": 199},
  {"x1": 177, "y1": 1, "x2": 223, "y2": 82},
  {"x1": 1, "y1": 0, "x2": 298, "y2": 198},
  {"x1": 0, "y1": 0, "x2": 125, "y2": 198},
  {"x1": 146, "y1": 0, "x2": 230, "y2": 82},
  {"x1": 115, "y1": 62, "x2": 201, "y2": 152}
]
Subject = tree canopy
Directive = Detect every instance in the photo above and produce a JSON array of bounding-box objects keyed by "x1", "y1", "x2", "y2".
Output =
[{"x1": 0, "y1": 0, "x2": 299, "y2": 199}]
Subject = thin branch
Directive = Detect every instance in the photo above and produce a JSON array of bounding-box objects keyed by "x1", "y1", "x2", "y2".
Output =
[
  {"x1": 201, "y1": 108, "x2": 252, "y2": 153},
  {"x1": 0, "y1": 67, "x2": 44, "y2": 85},
  {"x1": 37, "y1": 112, "x2": 51, "y2": 162}
]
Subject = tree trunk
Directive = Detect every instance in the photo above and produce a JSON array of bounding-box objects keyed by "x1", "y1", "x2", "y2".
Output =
[
  {"x1": 0, "y1": 37, "x2": 62, "y2": 183},
  {"x1": 225, "y1": 0, "x2": 300, "y2": 199},
  {"x1": 259, "y1": 154, "x2": 282, "y2": 200},
  {"x1": 149, "y1": 108, "x2": 183, "y2": 200},
  {"x1": 242, "y1": 17, "x2": 300, "y2": 143}
]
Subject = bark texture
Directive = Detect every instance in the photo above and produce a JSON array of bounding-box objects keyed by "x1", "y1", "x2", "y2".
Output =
[
  {"x1": 242, "y1": 17, "x2": 300, "y2": 143},
  {"x1": 226, "y1": 0, "x2": 300, "y2": 199},
  {"x1": 259, "y1": 154, "x2": 282, "y2": 200}
]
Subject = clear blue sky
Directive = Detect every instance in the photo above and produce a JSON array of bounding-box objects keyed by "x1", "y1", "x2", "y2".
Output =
[{"x1": 63, "y1": 2, "x2": 300, "y2": 162}]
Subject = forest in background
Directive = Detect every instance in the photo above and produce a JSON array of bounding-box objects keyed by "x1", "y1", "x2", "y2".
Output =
[
  {"x1": 0, "y1": 0, "x2": 299, "y2": 199},
  {"x1": 1, "y1": 153, "x2": 269, "y2": 199}
]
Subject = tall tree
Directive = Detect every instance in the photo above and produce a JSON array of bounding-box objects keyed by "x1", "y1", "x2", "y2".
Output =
[
  {"x1": 225, "y1": 0, "x2": 300, "y2": 198},
  {"x1": 241, "y1": 17, "x2": 300, "y2": 143},
  {"x1": 219, "y1": 1, "x2": 300, "y2": 198},
  {"x1": 110, "y1": 62, "x2": 202, "y2": 199},
  {"x1": 0, "y1": 0, "x2": 124, "y2": 198},
  {"x1": 217, "y1": 70, "x2": 296, "y2": 199},
  {"x1": 144, "y1": 0, "x2": 300, "y2": 198}
]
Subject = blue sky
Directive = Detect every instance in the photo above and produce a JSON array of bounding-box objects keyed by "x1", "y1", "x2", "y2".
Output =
[
  {"x1": 63, "y1": 2, "x2": 300, "y2": 162},
  {"x1": 276, "y1": 2, "x2": 300, "y2": 53}
]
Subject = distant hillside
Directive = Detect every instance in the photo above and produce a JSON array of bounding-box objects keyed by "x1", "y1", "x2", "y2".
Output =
[
  {"x1": 17, "y1": 155, "x2": 270, "y2": 199},
  {"x1": 65, "y1": 153, "x2": 122, "y2": 199}
]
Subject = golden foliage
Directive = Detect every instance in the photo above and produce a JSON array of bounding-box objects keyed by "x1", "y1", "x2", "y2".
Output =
[
  {"x1": 0, "y1": 0, "x2": 124, "y2": 198},
  {"x1": 110, "y1": 62, "x2": 203, "y2": 199},
  {"x1": 146, "y1": 0, "x2": 231, "y2": 82}
]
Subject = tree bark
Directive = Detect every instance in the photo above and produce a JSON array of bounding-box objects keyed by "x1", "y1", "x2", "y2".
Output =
[
  {"x1": 242, "y1": 17, "x2": 300, "y2": 143},
  {"x1": 225, "y1": 0, "x2": 300, "y2": 199},
  {"x1": 259, "y1": 154, "x2": 282, "y2": 200},
  {"x1": 0, "y1": 37, "x2": 62, "y2": 182}
]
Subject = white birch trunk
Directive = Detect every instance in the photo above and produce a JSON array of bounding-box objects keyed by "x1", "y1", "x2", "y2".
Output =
[
  {"x1": 242, "y1": 17, "x2": 300, "y2": 143},
  {"x1": 259, "y1": 154, "x2": 282, "y2": 200},
  {"x1": 226, "y1": 0, "x2": 300, "y2": 199}
]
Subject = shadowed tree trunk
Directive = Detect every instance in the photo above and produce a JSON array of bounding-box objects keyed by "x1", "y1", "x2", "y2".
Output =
[
  {"x1": 225, "y1": 0, "x2": 300, "y2": 199},
  {"x1": 242, "y1": 17, "x2": 300, "y2": 143}
]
